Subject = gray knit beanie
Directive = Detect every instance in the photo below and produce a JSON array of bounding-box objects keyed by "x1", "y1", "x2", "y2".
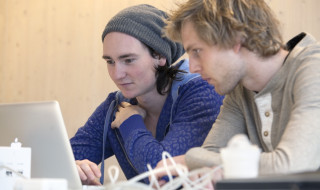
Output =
[{"x1": 101, "y1": 4, "x2": 184, "y2": 65}]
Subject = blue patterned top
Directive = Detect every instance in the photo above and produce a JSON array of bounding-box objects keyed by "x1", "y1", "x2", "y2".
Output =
[{"x1": 70, "y1": 71, "x2": 224, "y2": 181}]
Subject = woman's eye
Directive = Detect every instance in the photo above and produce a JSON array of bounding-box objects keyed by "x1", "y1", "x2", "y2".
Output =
[
  {"x1": 124, "y1": 58, "x2": 135, "y2": 64},
  {"x1": 106, "y1": 59, "x2": 115, "y2": 64}
]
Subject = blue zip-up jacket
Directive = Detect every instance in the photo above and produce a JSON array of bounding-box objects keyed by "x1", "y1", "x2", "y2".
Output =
[{"x1": 70, "y1": 59, "x2": 224, "y2": 182}]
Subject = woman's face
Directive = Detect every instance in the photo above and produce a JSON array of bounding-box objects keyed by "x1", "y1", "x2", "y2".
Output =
[{"x1": 103, "y1": 32, "x2": 164, "y2": 99}]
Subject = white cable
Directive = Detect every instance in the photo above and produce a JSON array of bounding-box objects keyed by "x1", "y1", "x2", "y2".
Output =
[
  {"x1": 104, "y1": 151, "x2": 222, "y2": 190},
  {"x1": 160, "y1": 151, "x2": 187, "y2": 183},
  {"x1": 147, "y1": 163, "x2": 160, "y2": 189},
  {"x1": 184, "y1": 166, "x2": 222, "y2": 190},
  {"x1": 107, "y1": 165, "x2": 119, "y2": 184},
  {"x1": 127, "y1": 164, "x2": 187, "y2": 185}
]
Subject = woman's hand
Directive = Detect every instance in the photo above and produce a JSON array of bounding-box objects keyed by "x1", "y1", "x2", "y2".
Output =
[
  {"x1": 111, "y1": 102, "x2": 146, "y2": 129},
  {"x1": 75, "y1": 159, "x2": 102, "y2": 185},
  {"x1": 152, "y1": 155, "x2": 187, "y2": 185}
]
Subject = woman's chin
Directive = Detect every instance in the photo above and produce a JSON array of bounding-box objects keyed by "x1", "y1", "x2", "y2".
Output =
[{"x1": 120, "y1": 91, "x2": 136, "y2": 99}]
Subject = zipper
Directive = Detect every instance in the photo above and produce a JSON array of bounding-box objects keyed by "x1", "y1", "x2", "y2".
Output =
[
  {"x1": 113, "y1": 92, "x2": 139, "y2": 175},
  {"x1": 164, "y1": 123, "x2": 170, "y2": 137},
  {"x1": 115, "y1": 129, "x2": 139, "y2": 174}
]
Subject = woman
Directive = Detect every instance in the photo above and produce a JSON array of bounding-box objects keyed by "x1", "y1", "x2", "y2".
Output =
[{"x1": 70, "y1": 4, "x2": 224, "y2": 185}]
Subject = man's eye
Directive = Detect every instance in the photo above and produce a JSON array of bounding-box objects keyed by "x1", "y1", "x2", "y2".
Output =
[
  {"x1": 193, "y1": 49, "x2": 200, "y2": 54},
  {"x1": 192, "y1": 49, "x2": 201, "y2": 57}
]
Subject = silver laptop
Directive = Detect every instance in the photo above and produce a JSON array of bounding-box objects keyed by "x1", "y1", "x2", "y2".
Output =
[{"x1": 0, "y1": 101, "x2": 83, "y2": 190}]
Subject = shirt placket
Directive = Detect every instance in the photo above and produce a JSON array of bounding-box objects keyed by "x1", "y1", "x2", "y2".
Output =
[{"x1": 255, "y1": 93, "x2": 273, "y2": 151}]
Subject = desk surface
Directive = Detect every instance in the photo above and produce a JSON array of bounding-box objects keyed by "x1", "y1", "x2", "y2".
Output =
[{"x1": 215, "y1": 170, "x2": 320, "y2": 190}]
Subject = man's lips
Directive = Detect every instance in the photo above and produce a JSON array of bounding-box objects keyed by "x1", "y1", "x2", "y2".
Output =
[
  {"x1": 202, "y1": 77, "x2": 210, "y2": 82},
  {"x1": 202, "y1": 77, "x2": 216, "y2": 86}
]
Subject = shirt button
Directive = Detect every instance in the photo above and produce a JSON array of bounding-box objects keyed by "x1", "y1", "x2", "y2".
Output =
[
  {"x1": 264, "y1": 131, "x2": 269, "y2": 136},
  {"x1": 265, "y1": 112, "x2": 270, "y2": 117}
]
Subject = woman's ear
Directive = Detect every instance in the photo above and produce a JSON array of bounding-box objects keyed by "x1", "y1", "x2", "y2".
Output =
[
  {"x1": 153, "y1": 52, "x2": 166, "y2": 66},
  {"x1": 158, "y1": 56, "x2": 166, "y2": 66}
]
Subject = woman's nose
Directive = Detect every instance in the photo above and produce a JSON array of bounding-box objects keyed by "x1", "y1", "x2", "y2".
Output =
[{"x1": 112, "y1": 63, "x2": 126, "y2": 80}]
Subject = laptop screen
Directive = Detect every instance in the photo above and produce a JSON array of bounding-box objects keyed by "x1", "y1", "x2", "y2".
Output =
[{"x1": 0, "y1": 101, "x2": 82, "y2": 190}]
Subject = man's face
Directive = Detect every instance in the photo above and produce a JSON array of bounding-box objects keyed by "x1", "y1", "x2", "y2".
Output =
[
  {"x1": 181, "y1": 21, "x2": 245, "y2": 95},
  {"x1": 102, "y1": 32, "x2": 162, "y2": 99}
]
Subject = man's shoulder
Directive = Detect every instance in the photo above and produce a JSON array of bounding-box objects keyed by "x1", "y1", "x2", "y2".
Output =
[{"x1": 226, "y1": 84, "x2": 252, "y2": 102}]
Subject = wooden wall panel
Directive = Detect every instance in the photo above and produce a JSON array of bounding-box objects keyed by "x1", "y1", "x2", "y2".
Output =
[
  {"x1": 267, "y1": 0, "x2": 320, "y2": 42},
  {"x1": 0, "y1": 0, "x2": 178, "y2": 137},
  {"x1": 1, "y1": 0, "x2": 320, "y2": 138}
]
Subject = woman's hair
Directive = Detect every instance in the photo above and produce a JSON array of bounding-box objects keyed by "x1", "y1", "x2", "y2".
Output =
[
  {"x1": 144, "y1": 44, "x2": 185, "y2": 95},
  {"x1": 165, "y1": 0, "x2": 285, "y2": 57}
]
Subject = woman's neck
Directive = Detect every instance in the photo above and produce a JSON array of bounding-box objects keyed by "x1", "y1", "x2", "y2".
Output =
[
  {"x1": 137, "y1": 90, "x2": 169, "y2": 137},
  {"x1": 136, "y1": 90, "x2": 168, "y2": 118}
]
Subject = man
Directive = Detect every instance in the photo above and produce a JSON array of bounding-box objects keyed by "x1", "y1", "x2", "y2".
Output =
[
  {"x1": 70, "y1": 4, "x2": 223, "y2": 185},
  {"x1": 156, "y1": 0, "x2": 320, "y2": 180}
]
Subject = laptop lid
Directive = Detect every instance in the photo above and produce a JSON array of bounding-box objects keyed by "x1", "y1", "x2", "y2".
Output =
[{"x1": 0, "y1": 101, "x2": 82, "y2": 190}]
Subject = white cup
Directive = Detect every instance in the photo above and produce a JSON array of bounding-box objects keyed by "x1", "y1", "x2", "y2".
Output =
[{"x1": 220, "y1": 134, "x2": 261, "y2": 179}]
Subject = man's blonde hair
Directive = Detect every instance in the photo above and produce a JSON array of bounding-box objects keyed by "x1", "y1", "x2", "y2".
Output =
[{"x1": 165, "y1": 0, "x2": 284, "y2": 57}]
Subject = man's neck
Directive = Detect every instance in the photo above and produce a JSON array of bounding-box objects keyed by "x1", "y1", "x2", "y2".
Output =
[{"x1": 242, "y1": 48, "x2": 289, "y2": 92}]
